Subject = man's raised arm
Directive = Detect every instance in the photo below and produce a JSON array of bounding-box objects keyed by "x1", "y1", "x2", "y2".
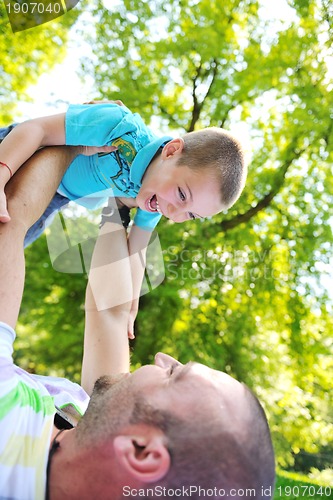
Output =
[
  {"x1": 0, "y1": 144, "x2": 117, "y2": 328},
  {"x1": 0, "y1": 146, "x2": 79, "y2": 328},
  {"x1": 82, "y1": 216, "x2": 132, "y2": 395}
]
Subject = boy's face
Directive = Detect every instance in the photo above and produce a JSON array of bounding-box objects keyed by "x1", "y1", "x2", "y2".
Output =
[{"x1": 137, "y1": 139, "x2": 223, "y2": 223}]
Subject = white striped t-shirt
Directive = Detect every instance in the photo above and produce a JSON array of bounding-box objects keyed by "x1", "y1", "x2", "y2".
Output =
[{"x1": 0, "y1": 322, "x2": 89, "y2": 500}]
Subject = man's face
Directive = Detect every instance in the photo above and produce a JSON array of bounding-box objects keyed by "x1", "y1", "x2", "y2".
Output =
[
  {"x1": 135, "y1": 353, "x2": 247, "y2": 423},
  {"x1": 95, "y1": 353, "x2": 247, "y2": 430},
  {"x1": 136, "y1": 145, "x2": 224, "y2": 223}
]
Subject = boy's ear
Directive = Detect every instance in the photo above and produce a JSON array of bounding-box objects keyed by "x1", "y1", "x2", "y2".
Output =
[
  {"x1": 162, "y1": 138, "x2": 185, "y2": 159},
  {"x1": 113, "y1": 429, "x2": 171, "y2": 483}
]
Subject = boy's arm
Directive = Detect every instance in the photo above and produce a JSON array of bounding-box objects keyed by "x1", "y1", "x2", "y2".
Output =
[
  {"x1": 82, "y1": 220, "x2": 132, "y2": 395},
  {"x1": 0, "y1": 114, "x2": 66, "y2": 223},
  {"x1": 127, "y1": 224, "x2": 153, "y2": 339},
  {"x1": 0, "y1": 98, "x2": 125, "y2": 184},
  {"x1": 0, "y1": 114, "x2": 66, "y2": 177},
  {"x1": 0, "y1": 113, "x2": 115, "y2": 222}
]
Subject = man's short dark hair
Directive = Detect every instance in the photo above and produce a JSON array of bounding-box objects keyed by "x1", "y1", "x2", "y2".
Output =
[{"x1": 130, "y1": 386, "x2": 275, "y2": 500}]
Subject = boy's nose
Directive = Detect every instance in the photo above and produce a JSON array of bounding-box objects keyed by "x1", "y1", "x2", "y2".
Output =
[{"x1": 167, "y1": 203, "x2": 187, "y2": 223}]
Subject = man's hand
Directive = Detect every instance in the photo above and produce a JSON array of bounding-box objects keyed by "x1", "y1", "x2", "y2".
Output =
[
  {"x1": 78, "y1": 144, "x2": 118, "y2": 156},
  {"x1": 84, "y1": 99, "x2": 124, "y2": 107},
  {"x1": 0, "y1": 162, "x2": 12, "y2": 222},
  {"x1": 0, "y1": 189, "x2": 10, "y2": 223}
]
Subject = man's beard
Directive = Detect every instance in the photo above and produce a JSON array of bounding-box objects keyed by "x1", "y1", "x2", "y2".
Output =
[
  {"x1": 91, "y1": 373, "x2": 130, "y2": 396},
  {"x1": 75, "y1": 373, "x2": 134, "y2": 446}
]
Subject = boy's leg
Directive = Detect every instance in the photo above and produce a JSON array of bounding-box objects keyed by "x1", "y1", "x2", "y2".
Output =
[
  {"x1": 24, "y1": 192, "x2": 69, "y2": 247},
  {"x1": 0, "y1": 124, "x2": 18, "y2": 142},
  {"x1": 0, "y1": 146, "x2": 77, "y2": 329}
]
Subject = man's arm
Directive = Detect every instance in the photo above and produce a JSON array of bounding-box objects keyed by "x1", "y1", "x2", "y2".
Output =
[
  {"x1": 0, "y1": 146, "x2": 82, "y2": 328},
  {"x1": 97, "y1": 197, "x2": 153, "y2": 339},
  {"x1": 0, "y1": 144, "x2": 118, "y2": 328},
  {"x1": 82, "y1": 221, "x2": 132, "y2": 395},
  {"x1": 126, "y1": 224, "x2": 153, "y2": 338}
]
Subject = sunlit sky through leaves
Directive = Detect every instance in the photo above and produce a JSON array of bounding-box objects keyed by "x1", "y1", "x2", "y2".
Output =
[{"x1": 16, "y1": 0, "x2": 307, "y2": 119}]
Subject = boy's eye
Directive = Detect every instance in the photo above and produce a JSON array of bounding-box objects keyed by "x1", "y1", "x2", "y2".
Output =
[
  {"x1": 178, "y1": 188, "x2": 197, "y2": 219},
  {"x1": 178, "y1": 188, "x2": 186, "y2": 201}
]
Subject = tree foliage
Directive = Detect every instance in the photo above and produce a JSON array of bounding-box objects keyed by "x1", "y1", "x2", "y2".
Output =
[
  {"x1": 16, "y1": 0, "x2": 333, "y2": 469},
  {"x1": 0, "y1": 3, "x2": 81, "y2": 122}
]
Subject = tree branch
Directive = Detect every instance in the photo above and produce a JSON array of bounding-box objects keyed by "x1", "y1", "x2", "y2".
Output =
[
  {"x1": 220, "y1": 144, "x2": 306, "y2": 232},
  {"x1": 188, "y1": 59, "x2": 219, "y2": 132},
  {"x1": 188, "y1": 62, "x2": 202, "y2": 132}
]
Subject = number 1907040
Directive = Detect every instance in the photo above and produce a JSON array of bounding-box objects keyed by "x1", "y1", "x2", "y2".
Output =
[
  {"x1": 276, "y1": 485, "x2": 332, "y2": 497},
  {"x1": 6, "y1": 2, "x2": 62, "y2": 14}
]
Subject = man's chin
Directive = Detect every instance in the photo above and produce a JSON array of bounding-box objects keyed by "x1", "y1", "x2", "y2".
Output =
[{"x1": 91, "y1": 373, "x2": 129, "y2": 396}]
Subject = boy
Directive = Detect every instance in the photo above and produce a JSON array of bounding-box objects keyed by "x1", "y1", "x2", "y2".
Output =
[{"x1": 0, "y1": 102, "x2": 246, "y2": 335}]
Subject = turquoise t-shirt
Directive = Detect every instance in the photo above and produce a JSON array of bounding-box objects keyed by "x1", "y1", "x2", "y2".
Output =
[{"x1": 61, "y1": 103, "x2": 173, "y2": 231}]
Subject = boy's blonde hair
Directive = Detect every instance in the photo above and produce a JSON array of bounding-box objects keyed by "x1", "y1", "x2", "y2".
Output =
[{"x1": 177, "y1": 127, "x2": 247, "y2": 210}]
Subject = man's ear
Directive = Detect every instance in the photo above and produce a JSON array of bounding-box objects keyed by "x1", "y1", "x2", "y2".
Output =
[
  {"x1": 113, "y1": 431, "x2": 171, "y2": 483},
  {"x1": 162, "y1": 138, "x2": 185, "y2": 159}
]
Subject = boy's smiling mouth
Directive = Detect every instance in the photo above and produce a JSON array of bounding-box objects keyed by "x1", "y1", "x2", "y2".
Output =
[{"x1": 146, "y1": 194, "x2": 162, "y2": 214}]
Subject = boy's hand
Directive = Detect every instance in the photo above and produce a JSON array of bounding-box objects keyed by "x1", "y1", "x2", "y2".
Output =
[{"x1": 0, "y1": 188, "x2": 10, "y2": 223}]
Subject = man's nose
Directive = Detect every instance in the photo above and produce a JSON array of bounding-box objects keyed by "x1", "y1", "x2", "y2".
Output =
[{"x1": 155, "y1": 353, "x2": 183, "y2": 369}]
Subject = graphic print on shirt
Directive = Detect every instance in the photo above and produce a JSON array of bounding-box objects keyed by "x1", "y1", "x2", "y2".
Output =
[{"x1": 98, "y1": 136, "x2": 137, "y2": 196}]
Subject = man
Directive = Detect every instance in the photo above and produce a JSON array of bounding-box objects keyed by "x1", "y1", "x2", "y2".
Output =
[{"x1": 0, "y1": 146, "x2": 275, "y2": 499}]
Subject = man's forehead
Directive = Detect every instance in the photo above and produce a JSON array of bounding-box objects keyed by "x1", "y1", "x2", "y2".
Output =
[
  {"x1": 190, "y1": 361, "x2": 239, "y2": 387},
  {"x1": 189, "y1": 363, "x2": 249, "y2": 423}
]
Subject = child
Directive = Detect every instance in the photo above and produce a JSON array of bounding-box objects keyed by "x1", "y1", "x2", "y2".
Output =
[
  {"x1": 0, "y1": 102, "x2": 247, "y2": 335},
  {"x1": 0, "y1": 102, "x2": 246, "y2": 227}
]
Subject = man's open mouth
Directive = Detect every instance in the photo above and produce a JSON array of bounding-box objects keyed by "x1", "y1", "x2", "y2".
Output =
[{"x1": 147, "y1": 194, "x2": 162, "y2": 213}]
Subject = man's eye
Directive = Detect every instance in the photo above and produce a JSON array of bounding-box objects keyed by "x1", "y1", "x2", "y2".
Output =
[
  {"x1": 178, "y1": 188, "x2": 186, "y2": 201},
  {"x1": 168, "y1": 364, "x2": 177, "y2": 376}
]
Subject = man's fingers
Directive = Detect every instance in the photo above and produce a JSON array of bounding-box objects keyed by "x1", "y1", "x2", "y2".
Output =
[
  {"x1": 0, "y1": 195, "x2": 10, "y2": 223},
  {"x1": 0, "y1": 214, "x2": 11, "y2": 223},
  {"x1": 83, "y1": 99, "x2": 124, "y2": 107},
  {"x1": 100, "y1": 145, "x2": 118, "y2": 153},
  {"x1": 80, "y1": 145, "x2": 118, "y2": 156}
]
